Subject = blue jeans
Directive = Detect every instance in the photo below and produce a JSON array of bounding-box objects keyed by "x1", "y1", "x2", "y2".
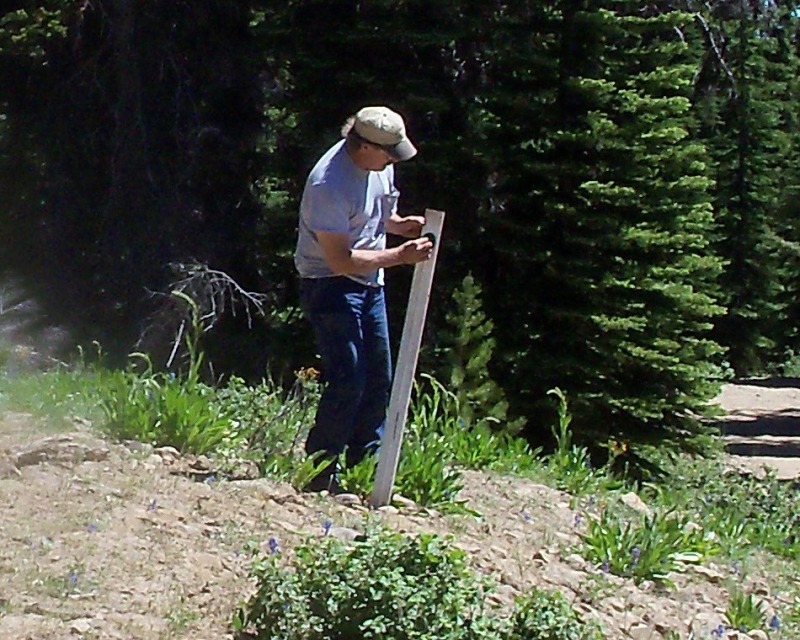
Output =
[{"x1": 299, "y1": 277, "x2": 392, "y2": 468}]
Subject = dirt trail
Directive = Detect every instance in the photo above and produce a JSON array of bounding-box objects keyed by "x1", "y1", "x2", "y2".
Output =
[{"x1": 717, "y1": 378, "x2": 800, "y2": 479}]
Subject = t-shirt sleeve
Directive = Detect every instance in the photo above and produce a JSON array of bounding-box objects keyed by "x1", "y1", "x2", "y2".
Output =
[
  {"x1": 304, "y1": 180, "x2": 350, "y2": 234},
  {"x1": 388, "y1": 165, "x2": 399, "y2": 214}
]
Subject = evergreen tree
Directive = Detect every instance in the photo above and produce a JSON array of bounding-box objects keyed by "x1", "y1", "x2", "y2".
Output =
[
  {"x1": 693, "y1": 2, "x2": 793, "y2": 375},
  {"x1": 760, "y1": 1, "x2": 800, "y2": 365},
  {"x1": 475, "y1": 2, "x2": 726, "y2": 452},
  {"x1": 433, "y1": 273, "x2": 525, "y2": 434}
]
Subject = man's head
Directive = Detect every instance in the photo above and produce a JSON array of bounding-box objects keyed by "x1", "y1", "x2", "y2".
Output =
[{"x1": 343, "y1": 105, "x2": 417, "y2": 170}]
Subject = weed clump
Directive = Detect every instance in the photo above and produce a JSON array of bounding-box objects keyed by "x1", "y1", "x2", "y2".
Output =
[{"x1": 234, "y1": 527, "x2": 602, "y2": 640}]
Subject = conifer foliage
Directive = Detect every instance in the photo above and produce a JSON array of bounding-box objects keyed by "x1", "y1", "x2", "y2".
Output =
[
  {"x1": 433, "y1": 274, "x2": 525, "y2": 434},
  {"x1": 5, "y1": 1, "x2": 800, "y2": 458},
  {"x1": 693, "y1": 1, "x2": 800, "y2": 375},
  {"x1": 473, "y1": 2, "x2": 726, "y2": 449}
]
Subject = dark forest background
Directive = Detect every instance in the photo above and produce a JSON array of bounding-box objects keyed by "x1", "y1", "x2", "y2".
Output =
[{"x1": 3, "y1": 0, "x2": 800, "y2": 463}]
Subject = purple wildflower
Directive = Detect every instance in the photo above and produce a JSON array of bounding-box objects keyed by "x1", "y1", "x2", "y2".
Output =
[
  {"x1": 600, "y1": 561, "x2": 610, "y2": 573},
  {"x1": 574, "y1": 513, "x2": 582, "y2": 527},
  {"x1": 147, "y1": 499, "x2": 158, "y2": 512},
  {"x1": 87, "y1": 522, "x2": 98, "y2": 533},
  {"x1": 67, "y1": 570, "x2": 78, "y2": 588},
  {"x1": 769, "y1": 614, "x2": 780, "y2": 631},
  {"x1": 323, "y1": 519, "x2": 333, "y2": 535},
  {"x1": 631, "y1": 546, "x2": 641, "y2": 565},
  {"x1": 268, "y1": 537, "x2": 280, "y2": 555}
]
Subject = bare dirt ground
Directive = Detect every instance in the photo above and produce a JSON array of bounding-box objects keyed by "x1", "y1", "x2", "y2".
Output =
[{"x1": 0, "y1": 382, "x2": 798, "y2": 640}]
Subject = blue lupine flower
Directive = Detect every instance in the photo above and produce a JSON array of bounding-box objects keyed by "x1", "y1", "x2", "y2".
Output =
[
  {"x1": 268, "y1": 537, "x2": 280, "y2": 555},
  {"x1": 711, "y1": 623, "x2": 725, "y2": 637},
  {"x1": 631, "y1": 546, "x2": 641, "y2": 564},
  {"x1": 521, "y1": 513, "x2": 532, "y2": 523},
  {"x1": 574, "y1": 513, "x2": 582, "y2": 527},
  {"x1": 323, "y1": 519, "x2": 333, "y2": 535},
  {"x1": 769, "y1": 614, "x2": 781, "y2": 631},
  {"x1": 600, "y1": 561, "x2": 610, "y2": 573}
]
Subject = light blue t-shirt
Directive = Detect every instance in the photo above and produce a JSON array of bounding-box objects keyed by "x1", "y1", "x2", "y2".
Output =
[{"x1": 294, "y1": 140, "x2": 399, "y2": 287}]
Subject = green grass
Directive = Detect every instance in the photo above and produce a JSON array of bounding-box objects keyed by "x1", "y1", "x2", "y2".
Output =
[{"x1": 0, "y1": 363, "x2": 105, "y2": 427}]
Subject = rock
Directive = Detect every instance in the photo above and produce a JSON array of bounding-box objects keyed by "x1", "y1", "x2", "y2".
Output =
[
  {"x1": 751, "y1": 579, "x2": 770, "y2": 596},
  {"x1": 749, "y1": 630, "x2": 769, "y2": 640},
  {"x1": 391, "y1": 494, "x2": 416, "y2": 509},
  {"x1": 195, "y1": 454, "x2": 213, "y2": 469},
  {"x1": 13, "y1": 435, "x2": 109, "y2": 468},
  {"x1": 69, "y1": 618, "x2": 93, "y2": 634},
  {"x1": 628, "y1": 623, "x2": 662, "y2": 640},
  {"x1": 145, "y1": 454, "x2": 163, "y2": 467},
  {"x1": 334, "y1": 493, "x2": 362, "y2": 506},
  {"x1": 154, "y1": 445, "x2": 179, "y2": 461},
  {"x1": 328, "y1": 526, "x2": 362, "y2": 541},
  {"x1": 690, "y1": 564, "x2": 726, "y2": 583},
  {"x1": 532, "y1": 549, "x2": 551, "y2": 564},
  {"x1": 638, "y1": 579, "x2": 656, "y2": 593},
  {"x1": 0, "y1": 456, "x2": 21, "y2": 479},
  {"x1": 683, "y1": 520, "x2": 703, "y2": 534},
  {"x1": 124, "y1": 441, "x2": 154, "y2": 454},
  {"x1": 620, "y1": 491, "x2": 653, "y2": 515},
  {"x1": 376, "y1": 505, "x2": 399, "y2": 516},
  {"x1": 564, "y1": 553, "x2": 589, "y2": 570},
  {"x1": 606, "y1": 597, "x2": 628, "y2": 612},
  {"x1": 688, "y1": 612, "x2": 724, "y2": 638}
]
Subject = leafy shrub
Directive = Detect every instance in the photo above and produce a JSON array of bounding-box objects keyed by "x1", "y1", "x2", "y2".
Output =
[
  {"x1": 233, "y1": 528, "x2": 501, "y2": 640},
  {"x1": 507, "y1": 588, "x2": 604, "y2": 640},
  {"x1": 580, "y1": 508, "x2": 715, "y2": 587},
  {"x1": 234, "y1": 528, "x2": 603, "y2": 640},
  {"x1": 214, "y1": 371, "x2": 319, "y2": 481}
]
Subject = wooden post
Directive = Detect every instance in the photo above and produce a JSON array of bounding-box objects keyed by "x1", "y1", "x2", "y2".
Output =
[{"x1": 371, "y1": 209, "x2": 445, "y2": 508}]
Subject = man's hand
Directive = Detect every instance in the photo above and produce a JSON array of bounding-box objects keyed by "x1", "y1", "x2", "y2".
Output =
[
  {"x1": 397, "y1": 236, "x2": 434, "y2": 265},
  {"x1": 387, "y1": 214, "x2": 426, "y2": 238}
]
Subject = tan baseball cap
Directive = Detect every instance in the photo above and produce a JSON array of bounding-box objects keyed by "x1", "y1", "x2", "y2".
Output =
[{"x1": 353, "y1": 106, "x2": 417, "y2": 161}]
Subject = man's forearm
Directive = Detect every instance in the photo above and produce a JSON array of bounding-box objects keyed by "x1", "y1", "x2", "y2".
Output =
[{"x1": 330, "y1": 247, "x2": 407, "y2": 275}]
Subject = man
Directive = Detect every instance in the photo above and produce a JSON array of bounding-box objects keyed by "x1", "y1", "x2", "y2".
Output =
[{"x1": 294, "y1": 105, "x2": 433, "y2": 493}]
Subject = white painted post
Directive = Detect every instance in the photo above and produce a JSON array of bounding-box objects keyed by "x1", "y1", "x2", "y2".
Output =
[{"x1": 371, "y1": 209, "x2": 445, "y2": 508}]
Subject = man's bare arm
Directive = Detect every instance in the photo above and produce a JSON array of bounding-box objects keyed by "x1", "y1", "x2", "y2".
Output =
[
  {"x1": 317, "y1": 231, "x2": 433, "y2": 276},
  {"x1": 386, "y1": 213, "x2": 426, "y2": 238}
]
